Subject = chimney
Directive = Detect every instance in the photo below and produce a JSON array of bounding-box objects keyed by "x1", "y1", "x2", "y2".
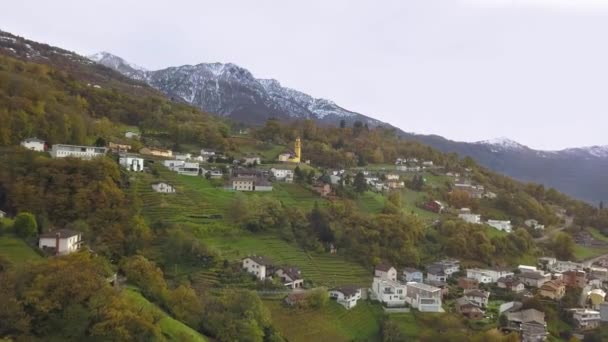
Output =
[{"x1": 55, "y1": 232, "x2": 61, "y2": 256}]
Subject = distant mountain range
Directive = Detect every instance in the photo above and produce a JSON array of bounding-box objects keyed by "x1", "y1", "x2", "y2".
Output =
[{"x1": 0, "y1": 30, "x2": 605, "y2": 204}]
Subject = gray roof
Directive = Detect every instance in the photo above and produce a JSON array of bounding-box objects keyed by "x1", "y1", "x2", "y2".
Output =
[
  {"x1": 331, "y1": 286, "x2": 360, "y2": 297},
  {"x1": 40, "y1": 229, "x2": 80, "y2": 239},
  {"x1": 507, "y1": 309, "x2": 546, "y2": 324},
  {"x1": 246, "y1": 255, "x2": 274, "y2": 267}
]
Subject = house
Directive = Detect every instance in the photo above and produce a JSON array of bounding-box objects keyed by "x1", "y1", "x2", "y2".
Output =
[
  {"x1": 125, "y1": 131, "x2": 140, "y2": 139},
  {"x1": 589, "y1": 267, "x2": 608, "y2": 281},
  {"x1": 201, "y1": 168, "x2": 223, "y2": 179},
  {"x1": 561, "y1": 270, "x2": 586, "y2": 288},
  {"x1": 200, "y1": 149, "x2": 216, "y2": 160},
  {"x1": 464, "y1": 289, "x2": 490, "y2": 308},
  {"x1": 108, "y1": 142, "x2": 131, "y2": 153},
  {"x1": 539, "y1": 280, "x2": 566, "y2": 300},
  {"x1": 405, "y1": 282, "x2": 443, "y2": 312},
  {"x1": 458, "y1": 208, "x2": 481, "y2": 224},
  {"x1": 518, "y1": 265, "x2": 538, "y2": 273},
  {"x1": 329, "y1": 175, "x2": 341, "y2": 185},
  {"x1": 284, "y1": 292, "x2": 308, "y2": 307},
  {"x1": 243, "y1": 156, "x2": 261, "y2": 165},
  {"x1": 402, "y1": 267, "x2": 424, "y2": 283},
  {"x1": 329, "y1": 286, "x2": 362, "y2": 309},
  {"x1": 175, "y1": 153, "x2": 192, "y2": 161},
  {"x1": 119, "y1": 154, "x2": 144, "y2": 172},
  {"x1": 506, "y1": 309, "x2": 548, "y2": 342},
  {"x1": 426, "y1": 265, "x2": 447, "y2": 282},
  {"x1": 312, "y1": 183, "x2": 332, "y2": 197},
  {"x1": 254, "y1": 178, "x2": 273, "y2": 192},
  {"x1": 483, "y1": 191, "x2": 497, "y2": 199},
  {"x1": 497, "y1": 276, "x2": 525, "y2": 293},
  {"x1": 38, "y1": 229, "x2": 82, "y2": 255},
  {"x1": 570, "y1": 309, "x2": 601, "y2": 330},
  {"x1": 20, "y1": 137, "x2": 45, "y2": 151},
  {"x1": 436, "y1": 259, "x2": 460, "y2": 275},
  {"x1": 50, "y1": 144, "x2": 108, "y2": 159},
  {"x1": 486, "y1": 220, "x2": 512, "y2": 233},
  {"x1": 270, "y1": 168, "x2": 294, "y2": 182},
  {"x1": 371, "y1": 277, "x2": 407, "y2": 307},
  {"x1": 139, "y1": 147, "x2": 172, "y2": 158},
  {"x1": 275, "y1": 266, "x2": 304, "y2": 289},
  {"x1": 455, "y1": 297, "x2": 485, "y2": 320},
  {"x1": 453, "y1": 183, "x2": 484, "y2": 199},
  {"x1": 500, "y1": 301, "x2": 524, "y2": 315},
  {"x1": 386, "y1": 180, "x2": 405, "y2": 189},
  {"x1": 375, "y1": 263, "x2": 397, "y2": 281},
  {"x1": 518, "y1": 271, "x2": 551, "y2": 288},
  {"x1": 458, "y1": 277, "x2": 479, "y2": 290},
  {"x1": 467, "y1": 267, "x2": 513, "y2": 284},
  {"x1": 242, "y1": 256, "x2": 274, "y2": 280},
  {"x1": 176, "y1": 162, "x2": 199, "y2": 176},
  {"x1": 423, "y1": 200, "x2": 444, "y2": 213},
  {"x1": 587, "y1": 289, "x2": 606, "y2": 309},
  {"x1": 552, "y1": 260, "x2": 584, "y2": 273},
  {"x1": 277, "y1": 153, "x2": 293, "y2": 162},
  {"x1": 232, "y1": 177, "x2": 255, "y2": 191},
  {"x1": 151, "y1": 182, "x2": 176, "y2": 193},
  {"x1": 525, "y1": 219, "x2": 545, "y2": 230}
]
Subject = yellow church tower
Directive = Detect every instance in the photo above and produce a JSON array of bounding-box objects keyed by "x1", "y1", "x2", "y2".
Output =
[{"x1": 289, "y1": 137, "x2": 301, "y2": 163}]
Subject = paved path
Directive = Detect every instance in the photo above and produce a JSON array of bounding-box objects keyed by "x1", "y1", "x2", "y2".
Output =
[{"x1": 534, "y1": 215, "x2": 573, "y2": 242}]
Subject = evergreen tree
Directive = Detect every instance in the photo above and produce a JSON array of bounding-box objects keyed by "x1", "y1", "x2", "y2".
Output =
[
  {"x1": 353, "y1": 172, "x2": 368, "y2": 193},
  {"x1": 294, "y1": 166, "x2": 304, "y2": 183}
]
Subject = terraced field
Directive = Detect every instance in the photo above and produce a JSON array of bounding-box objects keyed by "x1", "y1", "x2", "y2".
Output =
[
  {"x1": 0, "y1": 235, "x2": 41, "y2": 265},
  {"x1": 265, "y1": 299, "x2": 383, "y2": 342},
  {"x1": 204, "y1": 235, "x2": 371, "y2": 287}
]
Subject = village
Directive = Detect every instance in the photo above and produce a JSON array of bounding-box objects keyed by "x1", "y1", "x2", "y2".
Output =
[{"x1": 13, "y1": 135, "x2": 608, "y2": 341}]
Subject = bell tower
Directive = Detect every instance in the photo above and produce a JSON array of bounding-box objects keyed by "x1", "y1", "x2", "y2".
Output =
[{"x1": 294, "y1": 137, "x2": 301, "y2": 162}]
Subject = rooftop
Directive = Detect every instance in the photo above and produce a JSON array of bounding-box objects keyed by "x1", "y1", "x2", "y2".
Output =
[
  {"x1": 245, "y1": 255, "x2": 274, "y2": 267},
  {"x1": 40, "y1": 229, "x2": 81, "y2": 239}
]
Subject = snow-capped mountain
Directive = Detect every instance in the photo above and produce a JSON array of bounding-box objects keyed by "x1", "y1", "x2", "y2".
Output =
[{"x1": 89, "y1": 52, "x2": 381, "y2": 126}]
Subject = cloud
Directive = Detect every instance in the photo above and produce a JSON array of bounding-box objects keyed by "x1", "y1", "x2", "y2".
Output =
[{"x1": 463, "y1": 0, "x2": 608, "y2": 11}]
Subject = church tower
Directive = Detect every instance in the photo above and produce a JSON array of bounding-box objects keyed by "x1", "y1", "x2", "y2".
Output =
[{"x1": 294, "y1": 137, "x2": 301, "y2": 162}]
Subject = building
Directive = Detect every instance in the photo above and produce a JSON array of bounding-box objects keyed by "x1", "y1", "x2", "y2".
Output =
[
  {"x1": 200, "y1": 149, "x2": 216, "y2": 160},
  {"x1": 518, "y1": 265, "x2": 538, "y2": 273},
  {"x1": 242, "y1": 256, "x2": 274, "y2": 280},
  {"x1": 561, "y1": 270, "x2": 586, "y2": 288},
  {"x1": 287, "y1": 137, "x2": 302, "y2": 163},
  {"x1": 589, "y1": 267, "x2": 608, "y2": 281},
  {"x1": 506, "y1": 309, "x2": 548, "y2": 342},
  {"x1": 458, "y1": 277, "x2": 479, "y2": 290},
  {"x1": 232, "y1": 177, "x2": 254, "y2": 191},
  {"x1": 371, "y1": 277, "x2": 407, "y2": 307},
  {"x1": 487, "y1": 220, "x2": 512, "y2": 233},
  {"x1": 405, "y1": 282, "x2": 443, "y2": 312},
  {"x1": 20, "y1": 138, "x2": 45, "y2": 151},
  {"x1": 0, "y1": 210, "x2": 6, "y2": 218},
  {"x1": 455, "y1": 297, "x2": 485, "y2": 320},
  {"x1": 458, "y1": 208, "x2": 481, "y2": 224},
  {"x1": 426, "y1": 265, "x2": 447, "y2": 283},
  {"x1": 525, "y1": 219, "x2": 545, "y2": 230},
  {"x1": 387, "y1": 180, "x2": 405, "y2": 189},
  {"x1": 243, "y1": 156, "x2": 261, "y2": 166},
  {"x1": 552, "y1": 260, "x2": 584, "y2": 273},
  {"x1": 375, "y1": 263, "x2": 397, "y2": 281},
  {"x1": 423, "y1": 200, "x2": 444, "y2": 213},
  {"x1": 38, "y1": 229, "x2": 82, "y2": 255},
  {"x1": 464, "y1": 289, "x2": 490, "y2": 308},
  {"x1": 139, "y1": 147, "x2": 172, "y2": 158},
  {"x1": 386, "y1": 174, "x2": 400, "y2": 181},
  {"x1": 125, "y1": 131, "x2": 140, "y2": 139},
  {"x1": 108, "y1": 142, "x2": 131, "y2": 153},
  {"x1": 329, "y1": 286, "x2": 362, "y2": 309},
  {"x1": 518, "y1": 271, "x2": 551, "y2": 288},
  {"x1": 539, "y1": 280, "x2": 566, "y2": 300},
  {"x1": 119, "y1": 154, "x2": 144, "y2": 172},
  {"x1": 312, "y1": 183, "x2": 332, "y2": 197},
  {"x1": 402, "y1": 267, "x2": 424, "y2": 283},
  {"x1": 588, "y1": 289, "x2": 606, "y2": 309},
  {"x1": 275, "y1": 267, "x2": 304, "y2": 289},
  {"x1": 176, "y1": 162, "x2": 199, "y2": 176},
  {"x1": 497, "y1": 276, "x2": 525, "y2": 293},
  {"x1": 570, "y1": 309, "x2": 601, "y2": 330},
  {"x1": 50, "y1": 144, "x2": 108, "y2": 159},
  {"x1": 599, "y1": 303, "x2": 608, "y2": 322},
  {"x1": 466, "y1": 267, "x2": 513, "y2": 284},
  {"x1": 270, "y1": 168, "x2": 294, "y2": 182},
  {"x1": 151, "y1": 182, "x2": 175, "y2": 193},
  {"x1": 254, "y1": 178, "x2": 273, "y2": 192}
]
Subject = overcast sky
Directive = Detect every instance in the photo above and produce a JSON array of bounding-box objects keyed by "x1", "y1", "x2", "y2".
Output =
[{"x1": 2, "y1": 0, "x2": 608, "y2": 150}]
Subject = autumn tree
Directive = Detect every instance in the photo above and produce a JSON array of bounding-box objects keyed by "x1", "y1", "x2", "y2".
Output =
[{"x1": 13, "y1": 212, "x2": 37, "y2": 239}]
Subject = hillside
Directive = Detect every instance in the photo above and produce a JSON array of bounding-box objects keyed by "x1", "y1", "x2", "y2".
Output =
[{"x1": 2, "y1": 30, "x2": 608, "y2": 342}]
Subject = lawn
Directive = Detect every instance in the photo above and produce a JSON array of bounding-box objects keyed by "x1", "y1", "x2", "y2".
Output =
[
  {"x1": 123, "y1": 287, "x2": 207, "y2": 342},
  {"x1": 229, "y1": 136, "x2": 287, "y2": 160},
  {"x1": 0, "y1": 235, "x2": 41, "y2": 266},
  {"x1": 357, "y1": 191, "x2": 386, "y2": 214},
  {"x1": 202, "y1": 234, "x2": 371, "y2": 287},
  {"x1": 573, "y1": 245, "x2": 607, "y2": 261},
  {"x1": 264, "y1": 299, "x2": 383, "y2": 342},
  {"x1": 484, "y1": 225, "x2": 509, "y2": 239},
  {"x1": 388, "y1": 312, "x2": 419, "y2": 340},
  {"x1": 399, "y1": 189, "x2": 439, "y2": 221}
]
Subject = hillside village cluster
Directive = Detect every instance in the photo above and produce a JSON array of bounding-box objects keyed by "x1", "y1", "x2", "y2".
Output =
[{"x1": 15, "y1": 135, "x2": 608, "y2": 340}]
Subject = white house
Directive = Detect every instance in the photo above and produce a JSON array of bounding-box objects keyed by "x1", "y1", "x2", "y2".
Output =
[
  {"x1": 175, "y1": 153, "x2": 192, "y2": 161},
  {"x1": 177, "y1": 162, "x2": 199, "y2": 176},
  {"x1": 405, "y1": 282, "x2": 443, "y2": 312},
  {"x1": 163, "y1": 160, "x2": 184, "y2": 171},
  {"x1": 271, "y1": 168, "x2": 294, "y2": 182},
  {"x1": 525, "y1": 219, "x2": 545, "y2": 230},
  {"x1": 464, "y1": 289, "x2": 490, "y2": 308},
  {"x1": 119, "y1": 154, "x2": 144, "y2": 172},
  {"x1": 50, "y1": 144, "x2": 108, "y2": 159},
  {"x1": 403, "y1": 267, "x2": 424, "y2": 283},
  {"x1": 375, "y1": 263, "x2": 398, "y2": 281},
  {"x1": 125, "y1": 131, "x2": 140, "y2": 139},
  {"x1": 329, "y1": 286, "x2": 362, "y2": 309},
  {"x1": 243, "y1": 156, "x2": 261, "y2": 165},
  {"x1": 201, "y1": 168, "x2": 223, "y2": 179},
  {"x1": 38, "y1": 229, "x2": 82, "y2": 255},
  {"x1": 232, "y1": 177, "x2": 255, "y2": 191},
  {"x1": 467, "y1": 268, "x2": 514, "y2": 284},
  {"x1": 151, "y1": 182, "x2": 176, "y2": 193},
  {"x1": 426, "y1": 265, "x2": 447, "y2": 283},
  {"x1": 459, "y1": 213, "x2": 482, "y2": 224},
  {"x1": 570, "y1": 309, "x2": 601, "y2": 330},
  {"x1": 20, "y1": 138, "x2": 45, "y2": 152},
  {"x1": 371, "y1": 277, "x2": 407, "y2": 307},
  {"x1": 242, "y1": 255, "x2": 274, "y2": 280},
  {"x1": 386, "y1": 174, "x2": 400, "y2": 181},
  {"x1": 275, "y1": 267, "x2": 304, "y2": 289},
  {"x1": 487, "y1": 220, "x2": 512, "y2": 233},
  {"x1": 200, "y1": 149, "x2": 216, "y2": 159}
]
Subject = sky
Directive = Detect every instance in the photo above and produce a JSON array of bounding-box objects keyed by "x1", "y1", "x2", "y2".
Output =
[{"x1": 2, "y1": 0, "x2": 608, "y2": 150}]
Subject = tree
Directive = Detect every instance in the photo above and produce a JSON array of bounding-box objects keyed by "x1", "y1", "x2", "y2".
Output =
[
  {"x1": 294, "y1": 166, "x2": 304, "y2": 183},
  {"x1": 353, "y1": 172, "x2": 367, "y2": 193},
  {"x1": 339, "y1": 119, "x2": 346, "y2": 129},
  {"x1": 167, "y1": 285, "x2": 203, "y2": 328},
  {"x1": 551, "y1": 232, "x2": 576, "y2": 260},
  {"x1": 94, "y1": 137, "x2": 106, "y2": 147},
  {"x1": 13, "y1": 212, "x2": 37, "y2": 239},
  {"x1": 381, "y1": 319, "x2": 404, "y2": 342},
  {"x1": 307, "y1": 288, "x2": 328, "y2": 309}
]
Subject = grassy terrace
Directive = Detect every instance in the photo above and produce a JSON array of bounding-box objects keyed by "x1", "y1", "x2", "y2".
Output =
[
  {"x1": 204, "y1": 234, "x2": 371, "y2": 287},
  {"x1": 0, "y1": 235, "x2": 41, "y2": 265},
  {"x1": 264, "y1": 299, "x2": 383, "y2": 342},
  {"x1": 123, "y1": 287, "x2": 208, "y2": 342}
]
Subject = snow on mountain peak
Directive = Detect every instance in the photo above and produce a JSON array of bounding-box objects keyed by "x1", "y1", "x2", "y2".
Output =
[
  {"x1": 476, "y1": 137, "x2": 526, "y2": 150},
  {"x1": 561, "y1": 145, "x2": 608, "y2": 158},
  {"x1": 87, "y1": 51, "x2": 147, "y2": 72}
]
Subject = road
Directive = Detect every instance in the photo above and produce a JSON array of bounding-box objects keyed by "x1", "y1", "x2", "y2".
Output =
[{"x1": 533, "y1": 215, "x2": 573, "y2": 242}]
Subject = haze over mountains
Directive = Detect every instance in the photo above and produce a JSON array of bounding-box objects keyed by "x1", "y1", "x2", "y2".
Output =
[{"x1": 0, "y1": 28, "x2": 604, "y2": 204}]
